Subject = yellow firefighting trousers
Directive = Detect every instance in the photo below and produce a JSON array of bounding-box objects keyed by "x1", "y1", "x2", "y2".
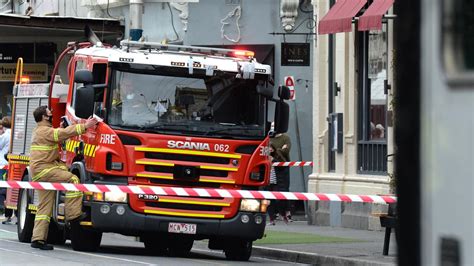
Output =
[{"x1": 31, "y1": 166, "x2": 83, "y2": 242}]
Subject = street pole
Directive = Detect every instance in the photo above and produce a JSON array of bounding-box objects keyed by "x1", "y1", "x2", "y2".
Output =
[{"x1": 293, "y1": 99, "x2": 308, "y2": 218}]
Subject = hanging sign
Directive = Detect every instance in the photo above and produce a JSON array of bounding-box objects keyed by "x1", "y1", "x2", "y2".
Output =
[{"x1": 281, "y1": 43, "x2": 310, "y2": 66}]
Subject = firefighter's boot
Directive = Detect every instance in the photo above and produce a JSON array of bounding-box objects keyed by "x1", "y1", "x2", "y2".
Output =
[{"x1": 31, "y1": 240, "x2": 54, "y2": 250}]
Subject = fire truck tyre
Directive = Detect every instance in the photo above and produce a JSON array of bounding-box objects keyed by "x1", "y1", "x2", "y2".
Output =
[
  {"x1": 143, "y1": 235, "x2": 167, "y2": 255},
  {"x1": 70, "y1": 223, "x2": 102, "y2": 251},
  {"x1": 224, "y1": 239, "x2": 253, "y2": 261},
  {"x1": 167, "y1": 237, "x2": 194, "y2": 257},
  {"x1": 17, "y1": 189, "x2": 35, "y2": 243},
  {"x1": 47, "y1": 222, "x2": 66, "y2": 245}
]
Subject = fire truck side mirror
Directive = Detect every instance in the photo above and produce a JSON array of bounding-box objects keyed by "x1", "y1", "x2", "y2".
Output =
[
  {"x1": 274, "y1": 101, "x2": 289, "y2": 133},
  {"x1": 278, "y1": 86, "x2": 291, "y2": 100},
  {"x1": 256, "y1": 82, "x2": 273, "y2": 98},
  {"x1": 75, "y1": 85, "x2": 95, "y2": 119},
  {"x1": 74, "y1": 70, "x2": 94, "y2": 84}
]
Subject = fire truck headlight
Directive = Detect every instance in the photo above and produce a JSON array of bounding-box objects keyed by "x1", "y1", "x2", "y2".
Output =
[
  {"x1": 239, "y1": 199, "x2": 261, "y2": 212},
  {"x1": 104, "y1": 191, "x2": 128, "y2": 203}
]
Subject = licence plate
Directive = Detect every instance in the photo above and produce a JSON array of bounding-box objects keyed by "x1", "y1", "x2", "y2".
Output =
[
  {"x1": 168, "y1": 223, "x2": 197, "y2": 234},
  {"x1": 137, "y1": 194, "x2": 159, "y2": 201}
]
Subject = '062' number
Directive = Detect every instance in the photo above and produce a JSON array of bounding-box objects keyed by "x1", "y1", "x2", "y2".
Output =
[{"x1": 214, "y1": 144, "x2": 229, "y2": 152}]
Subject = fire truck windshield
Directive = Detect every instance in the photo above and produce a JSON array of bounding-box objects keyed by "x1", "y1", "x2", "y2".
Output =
[{"x1": 108, "y1": 67, "x2": 267, "y2": 139}]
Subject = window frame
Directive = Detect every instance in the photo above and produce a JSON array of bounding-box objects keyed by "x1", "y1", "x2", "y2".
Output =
[
  {"x1": 356, "y1": 26, "x2": 389, "y2": 175},
  {"x1": 441, "y1": 0, "x2": 474, "y2": 86},
  {"x1": 70, "y1": 58, "x2": 87, "y2": 110},
  {"x1": 91, "y1": 63, "x2": 108, "y2": 118}
]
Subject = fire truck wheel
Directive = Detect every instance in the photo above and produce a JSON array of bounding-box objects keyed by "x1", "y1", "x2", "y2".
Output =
[
  {"x1": 70, "y1": 223, "x2": 102, "y2": 251},
  {"x1": 143, "y1": 234, "x2": 167, "y2": 255},
  {"x1": 167, "y1": 237, "x2": 194, "y2": 257},
  {"x1": 47, "y1": 222, "x2": 66, "y2": 245},
  {"x1": 224, "y1": 239, "x2": 253, "y2": 261},
  {"x1": 16, "y1": 189, "x2": 35, "y2": 243}
]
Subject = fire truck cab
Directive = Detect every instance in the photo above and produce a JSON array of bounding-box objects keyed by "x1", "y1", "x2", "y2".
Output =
[{"x1": 7, "y1": 40, "x2": 290, "y2": 261}]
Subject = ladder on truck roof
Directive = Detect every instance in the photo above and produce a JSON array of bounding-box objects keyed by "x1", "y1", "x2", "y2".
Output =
[
  {"x1": 120, "y1": 40, "x2": 255, "y2": 59},
  {"x1": 9, "y1": 57, "x2": 27, "y2": 154}
]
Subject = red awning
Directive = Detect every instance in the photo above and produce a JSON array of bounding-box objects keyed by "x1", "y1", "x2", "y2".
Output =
[
  {"x1": 358, "y1": 0, "x2": 394, "y2": 31},
  {"x1": 318, "y1": 0, "x2": 367, "y2": 35}
]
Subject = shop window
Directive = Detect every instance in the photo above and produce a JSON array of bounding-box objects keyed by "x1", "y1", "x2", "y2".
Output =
[{"x1": 357, "y1": 25, "x2": 388, "y2": 174}]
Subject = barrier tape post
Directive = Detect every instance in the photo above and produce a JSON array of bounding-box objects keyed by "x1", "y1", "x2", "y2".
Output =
[{"x1": 0, "y1": 181, "x2": 396, "y2": 204}]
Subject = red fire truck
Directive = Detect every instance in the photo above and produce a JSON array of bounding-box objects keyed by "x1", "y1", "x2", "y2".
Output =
[{"x1": 5, "y1": 40, "x2": 290, "y2": 260}]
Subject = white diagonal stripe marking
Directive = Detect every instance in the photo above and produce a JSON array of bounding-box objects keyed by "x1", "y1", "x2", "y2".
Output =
[
  {"x1": 39, "y1": 182, "x2": 55, "y2": 190},
  {"x1": 326, "y1": 194, "x2": 342, "y2": 202},
  {"x1": 129, "y1": 186, "x2": 145, "y2": 194},
  {"x1": 280, "y1": 192, "x2": 298, "y2": 200},
  {"x1": 149, "y1": 186, "x2": 166, "y2": 195},
  {"x1": 216, "y1": 189, "x2": 232, "y2": 198},
  {"x1": 194, "y1": 188, "x2": 210, "y2": 197},
  {"x1": 20, "y1": 182, "x2": 34, "y2": 189},
  {"x1": 63, "y1": 183, "x2": 79, "y2": 191},
  {"x1": 369, "y1": 195, "x2": 385, "y2": 204},
  {"x1": 304, "y1": 193, "x2": 318, "y2": 201},
  {"x1": 172, "y1": 187, "x2": 189, "y2": 196},
  {"x1": 84, "y1": 184, "x2": 102, "y2": 193},
  {"x1": 105, "y1": 184, "x2": 123, "y2": 193},
  {"x1": 259, "y1": 191, "x2": 276, "y2": 200},
  {"x1": 238, "y1": 190, "x2": 254, "y2": 199}
]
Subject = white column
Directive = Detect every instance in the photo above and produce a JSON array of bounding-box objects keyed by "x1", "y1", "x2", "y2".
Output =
[{"x1": 309, "y1": 0, "x2": 329, "y2": 189}]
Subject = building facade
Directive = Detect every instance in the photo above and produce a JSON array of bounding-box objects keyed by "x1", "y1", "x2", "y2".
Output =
[
  {"x1": 308, "y1": 0, "x2": 395, "y2": 230},
  {"x1": 0, "y1": 0, "x2": 122, "y2": 119}
]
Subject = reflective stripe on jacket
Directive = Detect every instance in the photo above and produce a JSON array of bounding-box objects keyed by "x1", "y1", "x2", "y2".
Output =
[{"x1": 30, "y1": 121, "x2": 86, "y2": 179}]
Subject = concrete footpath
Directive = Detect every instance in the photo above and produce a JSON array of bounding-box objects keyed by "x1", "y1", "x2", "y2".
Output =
[{"x1": 248, "y1": 219, "x2": 397, "y2": 265}]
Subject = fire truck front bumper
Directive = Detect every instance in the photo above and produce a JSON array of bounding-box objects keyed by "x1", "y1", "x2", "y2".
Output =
[{"x1": 90, "y1": 202, "x2": 266, "y2": 240}]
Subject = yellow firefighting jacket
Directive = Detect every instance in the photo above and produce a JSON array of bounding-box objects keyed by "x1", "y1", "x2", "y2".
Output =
[{"x1": 30, "y1": 120, "x2": 86, "y2": 181}]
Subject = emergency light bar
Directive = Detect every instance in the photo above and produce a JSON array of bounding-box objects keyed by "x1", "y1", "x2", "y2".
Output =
[
  {"x1": 233, "y1": 50, "x2": 255, "y2": 58},
  {"x1": 120, "y1": 40, "x2": 255, "y2": 59}
]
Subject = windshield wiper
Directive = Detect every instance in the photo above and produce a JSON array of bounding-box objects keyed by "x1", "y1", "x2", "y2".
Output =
[
  {"x1": 110, "y1": 125, "x2": 143, "y2": 131},
  {"x1": 140, "y1": 123, "x2": 193, "y2": 130},
  {"x1": 205, "y1": 126, "x2": 263, "y2": 135},
  {"x1": 112, "y1": 123, "x2": 192, "y2": 133},
  {"x1": 139, "y1": 123, "x2": 210, "y2": 135}
]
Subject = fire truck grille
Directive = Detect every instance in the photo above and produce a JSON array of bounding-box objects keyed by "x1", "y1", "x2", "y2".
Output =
[
  {"x1": 144, "y1": 165, "x2": 229, "y2": 177},
  {"x1": 145, "y1": 202, "x2": 223, "y2": 212},
  {"x1": 149, "y1": 177, "x2": 221, "y2": 188},
  {"x1": 145, "y1": 152, "x2": 230, "y2": 165}
]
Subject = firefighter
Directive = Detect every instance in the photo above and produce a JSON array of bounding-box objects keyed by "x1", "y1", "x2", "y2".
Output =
[{"x1": 30, "y1": 106, "x2": 98, "y2": 250}]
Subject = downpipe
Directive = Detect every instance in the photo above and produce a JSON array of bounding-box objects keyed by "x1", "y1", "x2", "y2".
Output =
[{"x1": 129, "y1": 0, "x2": 144, "y2": 41}]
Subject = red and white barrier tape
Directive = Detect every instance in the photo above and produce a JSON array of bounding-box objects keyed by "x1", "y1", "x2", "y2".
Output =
[
  {"x1": 0, "y1": 181, "x2": 396, "y2": 204},
  {"x1": 272, "y1": 161, "x2": 313, "y2": 167}
]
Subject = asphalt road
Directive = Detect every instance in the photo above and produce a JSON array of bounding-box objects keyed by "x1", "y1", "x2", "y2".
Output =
[{"x1": 0, "y1": 222, "x2": 293, "y2": 265}]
